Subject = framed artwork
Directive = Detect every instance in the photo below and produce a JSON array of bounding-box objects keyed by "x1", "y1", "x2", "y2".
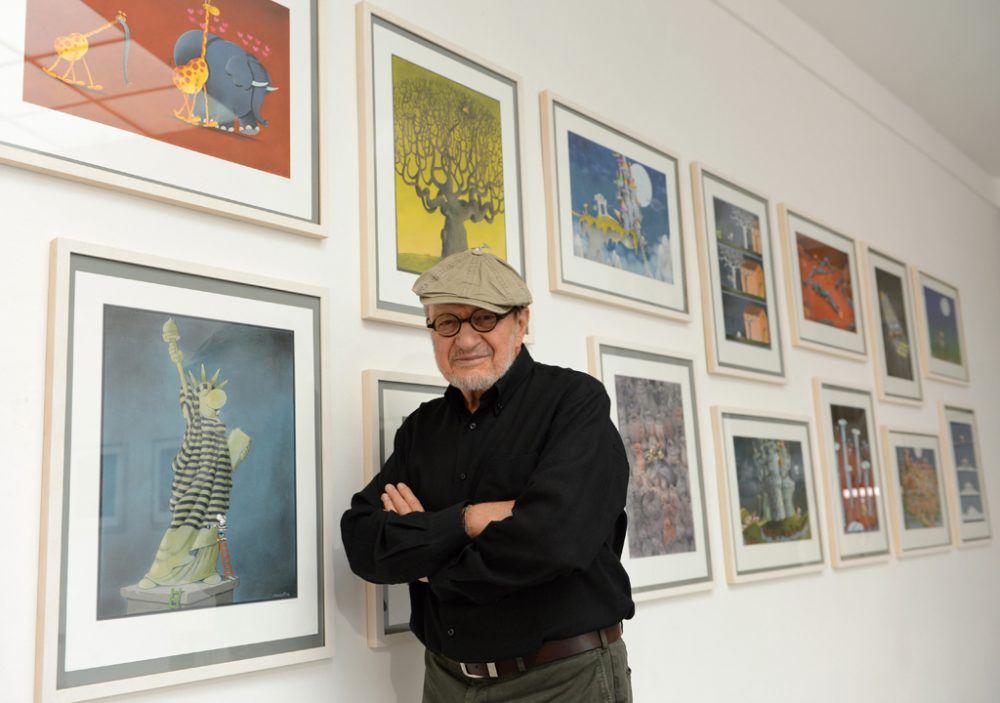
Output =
[
  {"x1": 38, "y1": 239, "x2": 331, "y2": 702},
  {"x1": 912, "y1": 269, "x2": 969, "y2": 385},
  {"x1": 778, "y1": 206, "x2": 866, "y2": 358},
  {"x1": 587, "y1": 338, "x2": 712, "y2": 599},
  {"x1": 361, "y1": 369, "x2": 446, "y2": 647},
  {"x1": 880, "y1": 428, "x2": 952, "y2": 557},
  {"x1": 691, "y1": 164, "x2": 784, "y2": 382},
  {"x1": 937, "y1": 404, "x2": 991, "y2": 547},
  {"x1": 711, "y1": 408, "x2": 824, "y2": 583},
  {"x1": 357, "y1": 3, "x2": 525, "y2": 327},
  {"x1": 540, "y1": 92, "x2": 688, "y2": 319},
  {"x1": 2, "y1": 0, "x2": 322, "y2": 236},
  {"x1": 812, "y1": 380, "x2": 891, "y2": 567},
  {"x1": 860, "y1": 244, "x2": 922, "y2": 404}
]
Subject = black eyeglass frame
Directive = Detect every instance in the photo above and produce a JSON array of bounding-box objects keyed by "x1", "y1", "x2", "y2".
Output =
[{"x1": 425, "y1": 307, "x2": 519, "y2": 337}]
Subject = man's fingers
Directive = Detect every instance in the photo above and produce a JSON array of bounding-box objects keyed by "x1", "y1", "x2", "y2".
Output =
[
  {"x1": 396, "y1": 482, "x2": 425, "y2": 512},
  {"x1": 381, "y1": 492, "x2": 396, "y2": 513},
  {"x1": 384, "y1": 484, "x2": 412, "y2": 515}
]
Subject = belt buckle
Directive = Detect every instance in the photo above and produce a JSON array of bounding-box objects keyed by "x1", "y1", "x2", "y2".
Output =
[{"x1": 460, "y1": 662, "x2": 498, "y2": 679}]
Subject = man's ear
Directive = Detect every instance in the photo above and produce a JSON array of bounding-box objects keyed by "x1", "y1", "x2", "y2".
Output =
[{"x1": 514, "y1": 307, "x2": 530, "y2": 349}]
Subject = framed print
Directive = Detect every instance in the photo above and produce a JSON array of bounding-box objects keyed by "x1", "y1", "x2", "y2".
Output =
[
  {"x1": 881, "y1": 428, "x2": 952, "y2": 557},
  {"x1": 778, "y1": 206, "x2": 866, "y2": 358},
  {"x1": 711, "y1": 408, "x2": 824, "y2": 583},
  {"x1": 912, "y1": 269, "x2": 969, "y2": 384},
  {"x1": 361, "y1": 369, "x2": 446, "y2": 647},
  {"x1": 38, "y1": 239, "x2": 331, "y2": 702},
  {"x1": 691, "y1": 164, "x2": 784, "y2": 382},
  {"x1": 860, "y1": 244, "x2": 922, "y2": 404},
  {"x1": 938, "y1": 404, "x2": 991, "y2": 547},
  {"x1": 587, "y1": 338, "x2": 712, "y2": 599},
  {"x1": 358, "y1": 3, "x2": 525, "y2": 327},
  {"x1": 2, "y1": 0, "x2": 322, "y2": 236},
  {"x1": 812, "y1": 380, "x2": 891, "y2": 567},
  {"x1": 540, "y1": 92, "x2": 688, "y2": 319}
]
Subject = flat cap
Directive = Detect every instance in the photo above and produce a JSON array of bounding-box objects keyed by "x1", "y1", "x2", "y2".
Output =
[{"x1": 412, "y1": 248, "x2": 532, "y2": 314}]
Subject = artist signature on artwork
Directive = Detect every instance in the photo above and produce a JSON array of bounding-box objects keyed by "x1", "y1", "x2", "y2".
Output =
[{"x1": 272, "y1": 591, "x2": 292, "y2": 598}]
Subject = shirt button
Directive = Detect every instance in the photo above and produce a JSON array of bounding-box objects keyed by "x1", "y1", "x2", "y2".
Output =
[
  {"x1": 459, "y1": 472, "x2": 467, "y2": 480},
  {"x1": 468, "y1": 422, "x2": 477, "y2": 430},
  {"x1": 447, "y1": 628, "x2": 455, "y2": 636}
]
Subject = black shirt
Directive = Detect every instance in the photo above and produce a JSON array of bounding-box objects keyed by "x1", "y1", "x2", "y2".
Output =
[{"x1": 341, "y1": 348, "x2": 634, "y2": 662}]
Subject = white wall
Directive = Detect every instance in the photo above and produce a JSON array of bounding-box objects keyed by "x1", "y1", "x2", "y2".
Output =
[{"x1": 4, "y1": 1, "x2": 999, "y2": 701}]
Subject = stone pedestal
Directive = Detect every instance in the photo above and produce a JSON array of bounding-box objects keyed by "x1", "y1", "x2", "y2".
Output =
[{"x1": 120, "y1": 577, "x2": 239, "y2": 614}]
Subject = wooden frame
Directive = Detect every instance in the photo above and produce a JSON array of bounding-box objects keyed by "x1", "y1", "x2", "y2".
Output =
[
  {"x1": 859, "y1": 244, "x2": 923, "y2": 405},
  {"x1": 38, "y1": 239, "x2": 332, "y2": 702},
  {"x1": 540, "y1": 92, "x2": 688, "y2": 319},
  {"x1": 361, "y1": 369, "x2": 446, "y2": 647},
  {"x1": 3, "y1": 0, "x2": 323, "y2": 236},
  {"x1": 811, "y1": 379, "x2": 891, "y2": 567},
  {"x1": 587, "y1": 337, "x2": 712, "y2": 599},
  {"x1": 711, "y1": 407, "x2": 824, "y2": 583},
  {"x1": 880, "y1": 427, "x2": 952, "y2": 557},
  {"x1": 937, "y1": 403, "x2": 992, "y2": 547},
  {"x1": 911, "y1": 269, "x2": 969, "y2": 385},
  {"x1": 357, "y1": 2, "x2": 526, "y2": 327},
  {"x1": 691, "y1": 164, "x2": 785, "y2": 383},
  {"x1": 778, "y1": 206, "x2": 866, "y2": 359}
]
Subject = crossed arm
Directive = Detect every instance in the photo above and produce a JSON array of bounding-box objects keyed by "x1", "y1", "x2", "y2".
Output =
[{"x1": 381, "y1": 482, "x2": 514, "y2": 538}]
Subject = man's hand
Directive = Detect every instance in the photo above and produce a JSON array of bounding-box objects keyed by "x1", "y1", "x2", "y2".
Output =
[
  {"x1": 463, "y1": 500, "x2": 515, "y2": 538},
  {"x1": 381, "y1": 482, "x2": 424, "y2": 515}
]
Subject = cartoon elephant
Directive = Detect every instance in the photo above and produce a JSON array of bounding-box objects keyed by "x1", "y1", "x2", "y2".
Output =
[{"x1": 173, "y1": 30, "x2": 278, "y2": 135}]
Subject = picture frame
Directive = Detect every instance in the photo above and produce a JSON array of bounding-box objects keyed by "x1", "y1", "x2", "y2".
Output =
[
  {"x1": 38, "y1": 239, "x2": 332, "y2": 702},
  {"x1": 778, "y1": 206, "x2": 866, "y2": 359},
  {"x1": 937, "y1": 404, "x2": 991, "y2": 547},
  {"x1": 357, "y1": 2, "x2": 525, "y2": 327},
  {"x1": 811, "y1": 380, "x2": 891, "y2": 567},
  {"x1": 691, "y1": 164, "x2": 785, "y2": 383},
  {"x1": 361, "y1": 369, "x2": 446, "y2": 647},
  {"x1": 860, "y1": 244, "x2": 923, "y2": 405},
  {"x1": 711, "y1": 408, "x2": 824, "y2": 583},
  {"x1": 2, "y1": 0, "x2": 323, "y2": 236},
  {"x1": 587, "y1": 338, "x2": 712, "y2": 599},
  {"x1": 912, "y1": 269, "x2": 969, "y2": 385},
  {"x1": 540, "y1": 92, "x2": 688, "y2": 319},
  {"x1": 880, "y1": 427, "x2": 952, "y2": 557}
]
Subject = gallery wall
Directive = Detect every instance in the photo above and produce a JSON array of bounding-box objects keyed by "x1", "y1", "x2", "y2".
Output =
[{"x1": 3, "y1": 0, "x2": 999, "y2": 701}]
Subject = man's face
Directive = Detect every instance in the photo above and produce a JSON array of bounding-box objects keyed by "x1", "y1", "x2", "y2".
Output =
[{"x1": 427, "y1": 303, "x2": 529, "y2": 393}]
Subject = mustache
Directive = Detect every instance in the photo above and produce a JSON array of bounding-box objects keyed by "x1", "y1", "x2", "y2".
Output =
[{"x1": 449, "y1": 344, "x2": 492, "y2": 362}]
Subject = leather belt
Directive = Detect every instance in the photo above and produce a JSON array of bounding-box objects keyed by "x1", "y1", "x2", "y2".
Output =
[{"x1": 456, "y1": 623, "x2": 623, "y2": 679}]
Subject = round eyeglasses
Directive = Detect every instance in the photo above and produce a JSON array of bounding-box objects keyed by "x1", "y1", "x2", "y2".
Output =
[{"x1": 426, "y1": 308, "x2": 514, "y2": 337}]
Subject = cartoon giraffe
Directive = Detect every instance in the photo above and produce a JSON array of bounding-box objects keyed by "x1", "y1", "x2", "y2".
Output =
[
  {"x1": 43, "y1": 11, "x2": 130, "y2": 91},
  {"x1": 172, "y1": 1, "x2": 220, "y2": 127}
]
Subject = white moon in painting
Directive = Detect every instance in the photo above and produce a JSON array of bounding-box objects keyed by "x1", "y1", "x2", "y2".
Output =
[
  {"x1": 939, "y1": 296, "x2": 952, "y2": 317},
  {"x1": 630, "y1": 162, "x2": 652, "y2": 207}
]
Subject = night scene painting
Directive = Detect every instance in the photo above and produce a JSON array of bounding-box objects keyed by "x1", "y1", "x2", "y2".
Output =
[
  {"x1": 922, "y1": 286, "x2": 962, "y2": 365},
  {"x1": 829, "y1": 404, "x2": 878, "y2": 534},
  {"x1": 949, "y1": 421, "x2": 985, "y2": 524},
  {"x1": 795, "y1": 233, "x2": 855, "y2": 332},
  {"x1": 895, "y1": 446, "x2": 943, "y2": 530},
  {"x1": 732, "y1": 436, "x2": 810, "y2": 545},
  {"x1": 875, "y1": 267, "x2": 914, "y2": 380},
  {"x1": 567, "y1": 131, "x2": 674, "y2": 282},
  {"x1": 712, "y1": 196, "x2": 771, "y2": 348}
]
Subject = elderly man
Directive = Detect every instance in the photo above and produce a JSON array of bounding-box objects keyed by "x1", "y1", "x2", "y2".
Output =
[{"x1": 341, "y1": 249, "x2": 634, "y2": 702}]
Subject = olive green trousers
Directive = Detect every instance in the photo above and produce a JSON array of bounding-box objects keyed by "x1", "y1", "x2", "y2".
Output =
[{"x1": 422, "y1": 637, "x2": 632, "y2": 702}]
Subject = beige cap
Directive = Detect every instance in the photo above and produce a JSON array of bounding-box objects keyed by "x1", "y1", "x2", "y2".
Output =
[{"x1": 412, "y1": 248, "x2": 532, "y2": 314}]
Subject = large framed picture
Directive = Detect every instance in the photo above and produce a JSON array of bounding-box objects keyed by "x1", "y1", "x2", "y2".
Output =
[
  {"x1": 711, "y1": 409, "x2": 823, "y2": 583},
  {"x1": 778, "y1": 206, "x2": 866, "y2": 359},
  {"x1": 38, "y1": 239, "x2": 331, "y2": 702},
  {"x1": 880, "y1": 428, "x2": 952, "y2": 557},
  {"x1": 587, "y1": 338, "x2": 712, "y2": 599},
  {"x1": 812, "y1": 380, "x2": 891, "y2": 567},
  {"x1": 357, "y1": 3, "x2": 525, "y2": 327},
  {"x1": 540, "y1": 93, "x2": 687, "y2": 319},
  {"x1": 2, "y1": 0, "x2": 322, "y2": 236},
  {"x1": 691, "y1": 164, "x2": 784, "y2": 382},
  {"x1": 937, "y1": 404, "x2": 991, "y2": 547},
  {"x1": 860, "y1": 244, "x2": 922, "y2": 404},
  {"x1": 361, "y1": 369, "x2": 446, "y2": 647},
  {"x1": 912, "y1": 269, "x2": 969, "y2": 385}
]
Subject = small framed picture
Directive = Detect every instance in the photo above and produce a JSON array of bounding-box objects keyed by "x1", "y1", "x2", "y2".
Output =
[
  {"x1": 588, "y1": 338, "x2": 712, "y2": 599},
  {"x1": 540, "y1": 92, "x2": 688, "y2": 319},
  {"x1": 691, "y1": 164, "x2": 784, "y2": 383},
  {"x1": 881, "y1": 428, "x2": 952, "y2": 557},
  {"x1": 778, "y1": 206, "x2": 866, "y2": 358},
  {"x1": 937, "y1": 404, "x2": 991, "y2": 547},
  {"x1": 711, "y1": 408, "x2": 824, "y2": 583},
  {"x1": 912, "y1": 269, "x2": 969, "y2": 385},
  {"x1": 361, "y1": 369, "x2": 446, "y2": 647},
  {"x1": 860, "y1": 244, "x2": 923, "y2": 404},
  {"x1": 812, "y1": 380, "x2": 891, "y2": 567}
]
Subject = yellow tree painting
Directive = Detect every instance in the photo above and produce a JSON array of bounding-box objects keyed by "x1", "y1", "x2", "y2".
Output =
[{"x1": 392, "y1": 55, "x2": 507, "y2": 274}]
